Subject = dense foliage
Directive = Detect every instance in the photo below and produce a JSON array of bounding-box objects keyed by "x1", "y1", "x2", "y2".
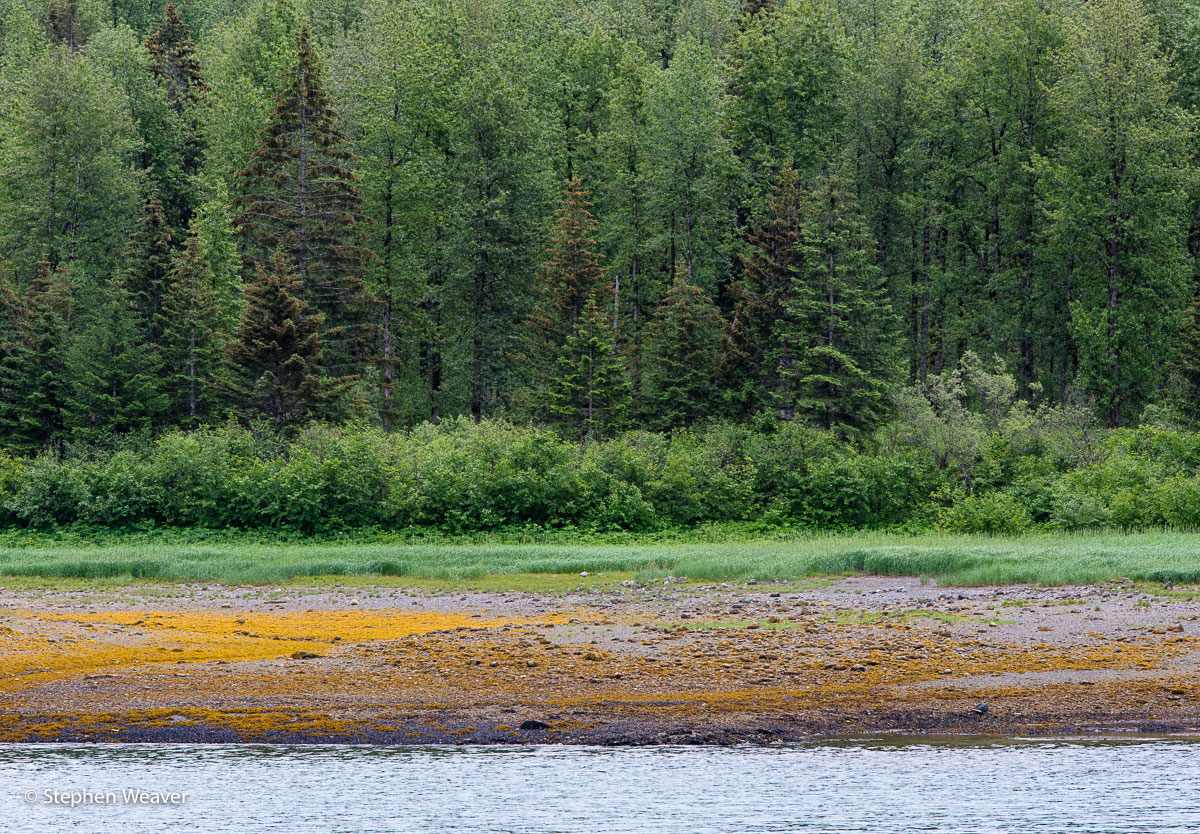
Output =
[
  {"x1": 1, "y1": 380, "x2": 1200, "y2": 535},
  {"x1": 4, "y1": 0, "x2": 1200, "y2": 535},
  {"x1": 1, "y1": 0, "x2": 1200, "y2": 444}
]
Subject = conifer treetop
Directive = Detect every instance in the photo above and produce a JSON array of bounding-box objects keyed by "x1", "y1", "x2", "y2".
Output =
[
  {"x1": 523, "y1": 176, "x2": 613, "y2": 406},
  {"x1": 235, "y1": 23, "x2": 369, "y2": 349},
  {"x1": 146, "y1": 3, "x2": 209, "y2": 110}
]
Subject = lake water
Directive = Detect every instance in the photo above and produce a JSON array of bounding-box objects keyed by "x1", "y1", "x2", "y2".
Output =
[{"x1": 1, "y1": 739, "x2": 1198, "y2": 833}]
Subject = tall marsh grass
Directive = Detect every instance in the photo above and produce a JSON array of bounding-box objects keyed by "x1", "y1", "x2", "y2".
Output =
[{"x1": 1, "y1": 530, "x2": 1198, "y2": 586}]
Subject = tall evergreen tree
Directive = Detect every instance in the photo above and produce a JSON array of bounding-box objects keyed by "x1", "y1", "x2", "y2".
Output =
[
  {"x1": 0, "y1": 266, "x2": 25, "y2": 448},
  {"x1": 146, "y1": 4, "x2": 208, "y2": 111},
  {"x1": 160, "y1": 235, "x2": 227, "y2": 426},
  {"x1": 730, "y1": 160, "x2": 806, "y2": 415},
  {"x1": 641, "y1": 271, "x2": 726, "y2": 430},
  {"x1": 120, "y1": 195, "x2": 174, "y2": 346},
  {"x1": 525, "y1": 177, "x2": 612, "y2": 397},
  {"x1": 779, "y1": 172, "x2": 898, "y2": 431},
  {"x1": 145, "y1": 3, "x2": 210, "y2": 232},
  {"x1": 0, "y1": 260, "x2": 74, "y2": 452},
  {"x1": 547, "y1": 298, "x2": 631, "y2": 441},
  {"x1": 235, "y1": 24, "x2": 370, "y2": 370},
  {"x1": 1172, "y1": 297, "x2": 1200, "y2": 422},
  {"x1": 65, "y1": 284, "x2": 166, "y2": 441},
  {"x1": 228, "y1": 252, "x2": 337, "y2": 431}
]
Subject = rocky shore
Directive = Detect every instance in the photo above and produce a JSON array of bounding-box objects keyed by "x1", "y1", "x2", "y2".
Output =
[{"x1": 1, "y1": 574, "x2": 1197, "y2": 744}]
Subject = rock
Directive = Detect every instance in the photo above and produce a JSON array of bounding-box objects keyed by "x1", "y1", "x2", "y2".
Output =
[
  {"x1": 972, "y1": 703, "x2": 988, "y2": 715},
  {"x1": 1168, "y1": 624, "x2": 1185, "y2": 632},
  {"x1": 290, "y1": 650, "x2": 320, "y2": 660},
  {"x1": 519, "y1": 719, "x2": 551, "y2": 731},
  {"x1": 850, "y1": 664, "x2": 866, "y2": 672},
  {"x1": 579, "y1": 571, "x2": 589, "y2": 577}
]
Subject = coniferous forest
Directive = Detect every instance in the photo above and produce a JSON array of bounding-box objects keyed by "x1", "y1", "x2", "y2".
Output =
[{"x1": 5, "y1": 0, "x2": 1200, "y2": 534}]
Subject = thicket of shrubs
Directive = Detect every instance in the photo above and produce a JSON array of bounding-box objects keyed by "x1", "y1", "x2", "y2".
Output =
[
  {"x1": 0, "y1": 353, "x2": 1193, "y2": 535},
  {"x1": 1, "y1": 403, "x2": 1199, "y2": 536}
]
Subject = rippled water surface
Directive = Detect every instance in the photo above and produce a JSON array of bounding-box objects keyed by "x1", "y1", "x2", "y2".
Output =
[{"x1": 2, "y1": 739, "x2": 1198, "y2": 833}]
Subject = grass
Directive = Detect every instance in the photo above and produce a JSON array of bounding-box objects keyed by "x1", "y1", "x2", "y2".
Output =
[{"x1": 0, "y1": 530, "x2": 1198, "y2": 588}]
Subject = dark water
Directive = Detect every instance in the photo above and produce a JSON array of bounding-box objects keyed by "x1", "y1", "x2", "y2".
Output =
[{"x1": 1, "y1": 739, "x2": 1198, "y2": 833}]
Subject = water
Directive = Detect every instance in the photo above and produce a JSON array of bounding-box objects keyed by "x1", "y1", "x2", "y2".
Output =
[{"x1": 1, "y1": 739, "x2": 1198, "y2": 833}]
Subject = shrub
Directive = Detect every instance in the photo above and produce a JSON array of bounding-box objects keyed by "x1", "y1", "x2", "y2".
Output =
[
  {"x1": 7, "y1": 417, "x2": 1200, "y2": 535},
  {"x1": 937, "y1": 491, "x2": 1031, "y2": 535}
]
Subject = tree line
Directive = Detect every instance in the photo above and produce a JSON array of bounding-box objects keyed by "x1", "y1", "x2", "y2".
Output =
[{"x1": 1, "y1": 0, "x2": 1200, "y2": 454}]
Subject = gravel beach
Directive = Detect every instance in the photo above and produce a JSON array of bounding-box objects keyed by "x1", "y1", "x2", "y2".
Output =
[{"x1": 1, "y1": 574, "x2": 1197, "y2": 743}]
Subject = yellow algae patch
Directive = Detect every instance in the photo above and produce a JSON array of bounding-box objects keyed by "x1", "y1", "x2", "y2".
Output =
[
  {"x1": 0, "y1": 609, "x2": 514, "y2": 689},
  {"x1": 0, "y1": 708, "x2": 390, "y2": 743}
]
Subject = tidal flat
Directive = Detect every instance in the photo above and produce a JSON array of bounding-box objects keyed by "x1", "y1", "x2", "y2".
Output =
[{"x1": 0, "y1": 569, "x2": 1197, "y2": 744}]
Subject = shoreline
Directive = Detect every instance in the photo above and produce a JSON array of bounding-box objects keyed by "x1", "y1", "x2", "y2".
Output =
[{"x1": 2, "y1": 575, "x2": 1197, "y2": 745}]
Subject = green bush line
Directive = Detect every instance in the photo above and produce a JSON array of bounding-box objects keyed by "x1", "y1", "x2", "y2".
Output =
[{"x1": 2, "y1": 418, "x2": 1200, "y2": 537}]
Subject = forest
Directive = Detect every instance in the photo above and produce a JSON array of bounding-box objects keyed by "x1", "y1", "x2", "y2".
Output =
[{"x1": 2, "y1": 0, "x2": 1200, "y2": 533}]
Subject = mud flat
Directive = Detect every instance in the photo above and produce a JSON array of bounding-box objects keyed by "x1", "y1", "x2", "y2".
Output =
[{"x1": 1, "y1": 575, "x2": 1197, "y2": 744}]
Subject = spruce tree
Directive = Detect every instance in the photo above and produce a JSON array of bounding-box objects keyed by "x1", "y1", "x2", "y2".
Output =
[
  {"x1": 235, "y1": 24, "x2": 370, "y2": 369},
  {"x1": 228, "y1": 252, "x2": 336, "y2": 431},
  {"x1": 65, "y1": 284, "x2": 167, "y2": 441},
  {"x1": 160, "y1": 235, "x2": 227, "y2": 426},
  {"x1": 145, "y1": 3, "x2": 209, "y2": 231},
  {"x1": 641, "y1": 272, "x2": 726, "y2": 430},
  {"x1": 779, "y1": 172, "x2": 898, "y2": 432},
  {"x1": 44, "y1": 0, "x2": 93, "y2": 51},
  {"x1": 120, "y1": 195, "x2": 174, "y2": 346},
  {"x1": 525, "y1": 177, "x2": 612, "y2": 399},
  {"x1": 146, "y1": 4, "x2": 208, "y2": 111},
  {"x1": 731, "y1": 160, "x2": 807, "y2": 416},
  {"x1": 1172, "y1": 298, "x2": 1200, "y2": 422},
  {"x1": 547, "y1": 298, "x2": 631, "y2": 442},
  {"x1": 0, "y1": 266, "x2": 24, "y2": 450},
  {"x1": 0, "y1": 261, "x2": 74, "y2": 452}
]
